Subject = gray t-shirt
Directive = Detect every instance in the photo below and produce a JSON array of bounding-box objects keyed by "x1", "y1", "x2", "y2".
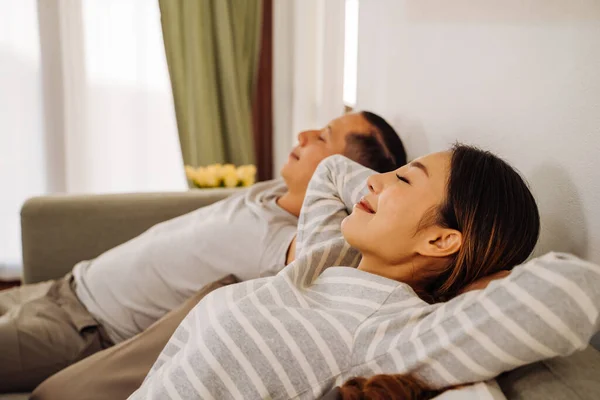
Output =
[{"x1": 73, "y1": 179, "x2": 297, "y2": 344}]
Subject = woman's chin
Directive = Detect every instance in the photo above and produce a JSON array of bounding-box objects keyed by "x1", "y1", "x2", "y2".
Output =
[
  {"x1": 340, "y1": 214, "x2": 355, "y2": 233},
  {"x1": 341, "y1": 216, "x2": 363, "y2": 249}
]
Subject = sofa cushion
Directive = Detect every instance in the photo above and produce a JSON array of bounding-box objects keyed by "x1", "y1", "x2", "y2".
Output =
[{"x1": 497, "y1": 346, "x2": 600, "y2": 400}]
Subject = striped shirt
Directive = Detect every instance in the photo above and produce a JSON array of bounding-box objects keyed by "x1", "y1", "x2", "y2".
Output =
[{"x1": 129, "y1": 155, "x2": 600, "y2": 400}]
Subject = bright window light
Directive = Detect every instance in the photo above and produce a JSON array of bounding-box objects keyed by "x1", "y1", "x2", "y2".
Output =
[{"x1": 343, "y1": 0, "x2": 359, "y2": 107}]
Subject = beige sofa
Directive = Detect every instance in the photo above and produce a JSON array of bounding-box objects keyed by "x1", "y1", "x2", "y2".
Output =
[
  {"x1": 3, "y1": 190, "x2": 599, "y2": 399},
  {"x1": 1, "y1": 190, "x2": 236, "y2": 400},
  {"x1": 20, "y1": 189, "x2": 237, "y2": 285}
]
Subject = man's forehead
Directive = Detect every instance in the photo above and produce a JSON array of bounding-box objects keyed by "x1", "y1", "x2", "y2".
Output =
[{"x1": 330, "y1": 113, "x2": 372, "y2": 135}]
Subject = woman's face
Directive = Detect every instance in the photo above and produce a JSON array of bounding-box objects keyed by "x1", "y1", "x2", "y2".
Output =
[{"x1": 341, "y1": 151, "x2": 453, "y2": 273}]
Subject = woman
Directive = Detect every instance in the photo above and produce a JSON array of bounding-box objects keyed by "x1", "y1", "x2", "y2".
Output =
[{"x1": 129, "y1": 145, "x2": 599, "y2": 399}]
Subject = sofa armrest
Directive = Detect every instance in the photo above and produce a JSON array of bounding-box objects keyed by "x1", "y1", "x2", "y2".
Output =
[{"x1": 20, "y1": 189, "x2": 239, "y2": 284}]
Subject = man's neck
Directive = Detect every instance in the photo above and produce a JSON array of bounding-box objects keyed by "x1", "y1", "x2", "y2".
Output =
[{"x1": 276, "y1": 190, "x2": 304, "y2": 217}]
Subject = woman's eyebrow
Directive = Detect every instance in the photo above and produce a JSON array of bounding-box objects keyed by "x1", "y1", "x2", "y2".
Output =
[{"x1": 410, "y1": 161, "x2": 429, "y2": 177}]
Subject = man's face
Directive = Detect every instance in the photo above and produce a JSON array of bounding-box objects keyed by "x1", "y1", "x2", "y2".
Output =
[{"x1": 280, "y1": 112, "x2": 374, "y2": 193}]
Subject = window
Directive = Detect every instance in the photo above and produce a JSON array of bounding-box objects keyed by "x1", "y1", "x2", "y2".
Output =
[
  {"x1": 0, "y1": 0, "x2": 45, "y2": 279},
  {"x1": 80, "y1": 0, "x2": 185, "y2": 193},
  {"x1": 343, "y1": 0, "x2": 359, "y2": 110},
  {"x1": 0, "y1": 0, "x2": 186, "y2": 278}
]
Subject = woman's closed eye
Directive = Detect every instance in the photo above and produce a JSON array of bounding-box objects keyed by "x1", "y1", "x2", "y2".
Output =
[{"x1": 396, "y1": 173, "x2": 410, "y2": 184}]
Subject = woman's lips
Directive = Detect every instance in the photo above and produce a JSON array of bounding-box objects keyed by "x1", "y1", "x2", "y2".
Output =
[
  {"x1": 289, "y1": 151, "x2": 299, "y2": 160},
  {"x1": 356, "y1": 199, "x2": 375, "y2": 214}
]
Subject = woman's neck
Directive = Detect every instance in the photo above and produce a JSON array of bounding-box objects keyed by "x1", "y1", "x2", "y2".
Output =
[{"x1": 357, "y1": 254, "x2": 425, "y2": 291}]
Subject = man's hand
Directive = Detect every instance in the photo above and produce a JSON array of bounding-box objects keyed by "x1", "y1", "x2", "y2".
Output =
[{"x1": 459, "y1": 270, "x2": 511, "y2": 293}]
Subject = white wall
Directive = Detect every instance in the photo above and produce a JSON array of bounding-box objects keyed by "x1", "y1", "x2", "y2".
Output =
[
  {"x1": 356, "y1": 0, "x2": 600, "y2": 264},
  {"x1": 272, "y1": 0, "x2": 345, "y2": 175}
]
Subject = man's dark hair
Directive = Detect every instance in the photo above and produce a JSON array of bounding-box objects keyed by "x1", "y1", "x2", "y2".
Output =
[{"x1": 344, "y1": 111, "x2": 407, "y2": 173}]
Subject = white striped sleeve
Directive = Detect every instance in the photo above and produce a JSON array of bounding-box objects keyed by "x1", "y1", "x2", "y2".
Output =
[
  {"x1": 354, "y1": 252, "x2": 600, "y2": 389},
  {"x1": 294, "y1": 155, "x2": 375, "y2": 260}
]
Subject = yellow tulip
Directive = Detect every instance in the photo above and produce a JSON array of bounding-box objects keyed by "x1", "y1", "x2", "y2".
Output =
[
  {"x1": 184, "y1": 166, "x2": 197, "y2": 181},
  {"x1": 223, "y1": 169, "x2": 239, "y2": 188},
  {"x1": 204, "y1": 167, "x2": 219, "y2": 187},
  {"x1": 222, "y1": 164, "x2": 236, "y2": 173},
  {"x1": 237, "y1": 164, "x2": 257, "y2": 187},
  {"x1": 190, "y1": 167, "x2": 205, "y2": 187},
  {"x1": 189, "y1": 163, "x2": 257, "y2": 188},
  {"x1": 241, "y1": 175, "x2": 255, "y2": 187}
]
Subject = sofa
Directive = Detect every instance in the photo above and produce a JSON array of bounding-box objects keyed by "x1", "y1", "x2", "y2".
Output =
[
  {"x1": 20, "y1": 189, "x2": 238, "y2": 284},
  {"x1": 2, "y1": 190, "x2": 599, "y2": 399},
  {"x1": 2, "y1": 190, "x2": 236, "y2": 400}
]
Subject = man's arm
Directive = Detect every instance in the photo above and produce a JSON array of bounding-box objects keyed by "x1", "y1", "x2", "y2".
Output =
[{"x1": 285, "y1": 236, "x2": 297, "y2": 265}]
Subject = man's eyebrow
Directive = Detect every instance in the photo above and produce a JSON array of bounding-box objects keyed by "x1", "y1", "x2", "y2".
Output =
[{"x1": 410, "y1": 161, "x2": 429, "y2": 177}]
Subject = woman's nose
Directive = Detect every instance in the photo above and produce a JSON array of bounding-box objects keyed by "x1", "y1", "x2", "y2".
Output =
[{"x1": 367, "y1": 174, "x2": 382, "y2": 194}]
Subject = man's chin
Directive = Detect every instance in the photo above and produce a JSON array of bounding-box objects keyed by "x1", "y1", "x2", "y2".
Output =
[
  {"x1": 280, "y1": 162, "x2": 289, "y2": 174},
  {"x1": 280, "y1": 163, "x2": 293, "y2": 182},
  {"x1": 282, "y1": 156, "x2": 300, "y2": 171}
]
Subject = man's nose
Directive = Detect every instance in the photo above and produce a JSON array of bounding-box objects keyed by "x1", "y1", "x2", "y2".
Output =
[{"x1": 297, "y1": 130, "x2": 318, "y2": 147}]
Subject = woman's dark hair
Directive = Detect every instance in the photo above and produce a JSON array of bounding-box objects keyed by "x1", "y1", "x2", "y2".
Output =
[
  {"x1": 337, "y1": 374, "x2": 440, "y2": 400},
  {"x1": 344, "y1": 111, "x2": 407, "y2": 173},
  {"x1": 424, "y1": 143, "x2": 541, "y2": 301}
]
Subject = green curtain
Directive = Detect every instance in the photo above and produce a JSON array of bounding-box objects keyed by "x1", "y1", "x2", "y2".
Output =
[{"x1": 159, "y1": 0, "x2": 262, "y2": 173}]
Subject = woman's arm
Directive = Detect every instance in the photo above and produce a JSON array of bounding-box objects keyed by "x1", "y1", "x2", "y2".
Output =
[
  {"x1": 290, "y1": 155, "x2": 375, "y2": 285},
  {"x1": 354, "y1": 252, "x2": 600, "y2": 389},
  {"x1": 295, "y1": 155, "x2": 374, "y2": 256}
]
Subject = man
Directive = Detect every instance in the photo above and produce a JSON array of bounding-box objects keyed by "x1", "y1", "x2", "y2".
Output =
[{"x1": 1, "y1": 111, "x2": 407, "y2": 393}]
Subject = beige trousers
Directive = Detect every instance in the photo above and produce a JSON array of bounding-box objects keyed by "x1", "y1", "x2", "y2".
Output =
[
  {"x1": 31, "y1": 274, "x2": 239, "y2": 400},
  {"x1": 0, "y1": 274, "x2": 112, "y2": 393}
]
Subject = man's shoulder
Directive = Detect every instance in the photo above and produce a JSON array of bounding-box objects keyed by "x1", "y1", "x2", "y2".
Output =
[
  {"x1": 249, "y1": 178, "x2": 288, "y2": 194},
  {"x1": 243, "y1": 178, "x2": 288, "y2": 207}
]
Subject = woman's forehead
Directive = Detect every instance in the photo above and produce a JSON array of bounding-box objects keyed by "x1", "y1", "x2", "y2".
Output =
[{"x1": 410, "y1": 151, "x2": 451, "y2": 179}]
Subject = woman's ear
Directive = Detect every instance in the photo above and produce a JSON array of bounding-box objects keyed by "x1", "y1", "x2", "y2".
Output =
[{"x1": 416, "y1": 227, "x2": 462, "y2": 258}]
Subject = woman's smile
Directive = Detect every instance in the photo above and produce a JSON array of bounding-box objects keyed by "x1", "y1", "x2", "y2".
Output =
[{"x1": 355, "y1": 197, "x2": 375, "y2": 214}]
